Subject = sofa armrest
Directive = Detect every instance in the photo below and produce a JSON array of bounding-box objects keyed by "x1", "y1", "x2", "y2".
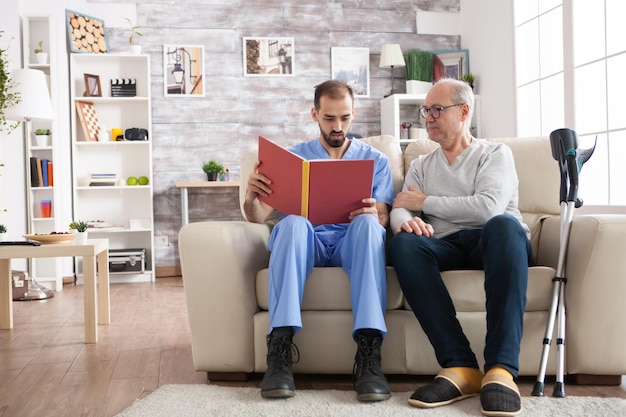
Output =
[
  {"x1": 178, "y1": 221, "x2": 271, "y2": 373},
  {"x1": 537, "y1": 214, "x2": 626, "y2": 375}
]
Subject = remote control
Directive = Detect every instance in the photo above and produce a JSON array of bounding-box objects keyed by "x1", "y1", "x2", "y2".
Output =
[{"x1": 0, "y1": 241, "x2": 41, "y2": 246}]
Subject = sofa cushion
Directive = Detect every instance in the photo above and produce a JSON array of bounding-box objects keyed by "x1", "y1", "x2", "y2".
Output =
[{"x1": 256, "y1": 265, "x2": 555, "y2": 313}]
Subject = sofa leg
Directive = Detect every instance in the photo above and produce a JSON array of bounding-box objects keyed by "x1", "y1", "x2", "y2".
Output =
[
  {"x1": 567, "y1": 374, "x2": 623, "y2": 386},
  {"x1": 207, "y1": 372, "x2": 250, "y2": 382}
]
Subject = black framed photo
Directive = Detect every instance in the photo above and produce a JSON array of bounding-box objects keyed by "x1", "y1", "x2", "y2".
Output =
[{"x1": 83, "y1": 73, "x2": 102, "y2": 97}]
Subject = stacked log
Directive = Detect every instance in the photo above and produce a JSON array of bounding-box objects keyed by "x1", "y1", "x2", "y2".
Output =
[{"x1": 68, "y1": 12, "x2": 108, "y2": 54}]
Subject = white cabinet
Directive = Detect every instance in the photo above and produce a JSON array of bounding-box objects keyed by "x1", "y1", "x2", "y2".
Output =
[
  {"x1": 380, "y1": 93, "x2": 482, "y2": 148},
  {"x1": 22, "y1": 14, "x2": 64, "y2": 290},
  {"x1": 69, "y1": 53, "x2": 154, "y2": 283}
]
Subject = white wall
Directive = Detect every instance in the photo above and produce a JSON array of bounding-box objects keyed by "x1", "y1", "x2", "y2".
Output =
[{"x1": 460, "y1": 0, "x2": 517, "y2": 137}]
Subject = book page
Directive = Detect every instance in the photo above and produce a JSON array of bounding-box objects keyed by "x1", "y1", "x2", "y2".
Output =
[
  {"x1": 307, "y1": 159, "x2": 373, "y2": 224},
  {"x1": 257, "y1": 136, "x2": 304, "y2": 216}
]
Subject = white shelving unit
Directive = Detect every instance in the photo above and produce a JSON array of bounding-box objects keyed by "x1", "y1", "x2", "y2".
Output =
[
  {"x1": 22, "y1": 14, "x2": 64, "y2": 291},
  {"x1": 380, "y1": 93, "x2": 482, "y2": 149},
  {"x1": 69, "y1": 53, "x2": 154, "y2": 283}
]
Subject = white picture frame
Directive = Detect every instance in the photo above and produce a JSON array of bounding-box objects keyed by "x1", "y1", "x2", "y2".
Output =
[
  {"x1": 243, "y1": 37, "x2": 294, "y2": 77},
  {"x1": 163, "y1": 45, "x2": 205, "y2": 97},
  {"x1": 331, "y1": 47, "x2": 370, "y2": 97}
]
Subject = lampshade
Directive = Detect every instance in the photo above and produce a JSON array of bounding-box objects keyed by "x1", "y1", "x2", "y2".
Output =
[
  {"x1": 4, "y1": 68, "x2": 54, "y2": 121},
  {"x1": 379, "y1": 44, "x2": 405, "y2": 68}
]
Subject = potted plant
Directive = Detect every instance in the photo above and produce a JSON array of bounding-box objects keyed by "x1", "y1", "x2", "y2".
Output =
[
  {"x1": 69, "y1": 220, "x2": 89, "y2": 244},
  {"x1": 404, "y1": 48, "x2": 433, "y2": 94},
  {"x1": 0, "y1": 224, "x2": 7, "y2": 241},
  {"x1": 202, "y1": 160, "x2": 224, "y2": 181},
  {"x1": 460, "y1": 72, "x2": 476, "y2": 91},
  {"x1": 0, "y1": 30, "x2": 21, "y2": 134},
  {"x1": 34, "y1": 40, "x2": 47, "y2": 65},
  {"x1": 124, "y1": 17, "x2": 143, "y2": 55},
  {"x1": 34, "y1": 128, "x2": 51, "y2": 146}
]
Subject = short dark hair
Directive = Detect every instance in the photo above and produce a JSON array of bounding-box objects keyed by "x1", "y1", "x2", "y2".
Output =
[{"x1": 314, "y1": 80, "x2": 354, "y2": 110}]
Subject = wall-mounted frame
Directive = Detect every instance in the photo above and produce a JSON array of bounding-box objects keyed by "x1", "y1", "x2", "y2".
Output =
[
  {"x1": 243, "y1": 37, "x2": 294, "y2": 77},
  {"x1": 163, "y1": 45, "x2": 205, "y2": 97},
  {"x1": 66, "y1": 9, "x2": 108, "y2": 54},
  {"x1": 83, "y1": 73, "x2": 102, "y2": 97},
  {"x1": 432, "y1": 49, "x2": 469, "y2": 82},
  {"x1": 331, "y1": 47, "x2": 370, "y2": 97}
]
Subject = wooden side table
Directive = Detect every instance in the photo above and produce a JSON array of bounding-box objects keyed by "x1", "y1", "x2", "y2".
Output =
[
  {"x1": 175, "y1": 181, "x2": 240, "y2": 226},
  {"x1": 0, "y1": 239, "x2": 110, "y2": 343}
]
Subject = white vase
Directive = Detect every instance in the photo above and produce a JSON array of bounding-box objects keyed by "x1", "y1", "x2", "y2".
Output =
[
  {"x1": 36, "y1": 52, "x2": 48, "y2": 65},
  {"x1": 406, "y1": 80, "x2": 433, "y2": 95},
  {"x1": 130, "y1": 45, "x2": 142, "y2": 55},
  {"x1": 75, "y1": 231, "x2": 88, "y2": 245},
  {"x1": 35, "y1": 135, "x2": 50, "y2": 147}
]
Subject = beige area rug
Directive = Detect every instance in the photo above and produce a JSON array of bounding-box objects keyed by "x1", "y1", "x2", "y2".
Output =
[{"x1": 115, "y1": 384, "x2": 626, "y2": 417}]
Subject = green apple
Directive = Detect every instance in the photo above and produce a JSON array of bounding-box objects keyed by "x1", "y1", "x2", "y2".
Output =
[
  {"x1": 127, "y1": 176, "x2": 138, "y2": 186},
  {"x1": 138, "y1": 176, "x2": 149, "y2": 185}
]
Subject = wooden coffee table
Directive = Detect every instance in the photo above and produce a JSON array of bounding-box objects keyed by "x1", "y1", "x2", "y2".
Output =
[{"x1": 0, "y1": 238, "x2": 109, "y2": 343}]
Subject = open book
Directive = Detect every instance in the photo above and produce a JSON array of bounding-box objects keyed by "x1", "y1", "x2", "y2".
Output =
[{"x1": 257, "y1": 136, "x2": 374, "y2": 225}]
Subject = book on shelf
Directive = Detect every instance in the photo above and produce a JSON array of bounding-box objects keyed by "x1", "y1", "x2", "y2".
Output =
[
  {"x1": 35, "y1": 157, "x2": 43, "y2": 187},
  {"x1": 41, "y1": 158, "x2": 49, "y2": 187},
  {"x1": 29, "y1": 157, "x2": 40, "y2": 187},
  {"x1": 47, "y1": 161, "x2": 53, "y2": 187},
  {"x1": 257, "y1": 136, "x2": 374, "y2": 225},
  {"x1": 88, "y1": 173, "x2": 117, "y2": 186}
]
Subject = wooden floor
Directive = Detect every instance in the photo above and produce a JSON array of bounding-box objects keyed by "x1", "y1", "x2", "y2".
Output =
[{"x1": 1, "y1": 277, "x2": 624, "y2": 417}]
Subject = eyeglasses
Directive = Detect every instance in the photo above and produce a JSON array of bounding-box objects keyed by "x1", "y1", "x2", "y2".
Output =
[{"x1": 419, "y1": 103, "x2": 464, "y2": 119}]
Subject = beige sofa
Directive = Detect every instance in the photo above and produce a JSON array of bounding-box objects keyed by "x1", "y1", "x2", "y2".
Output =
[{"x1": 179, "y1": 135, "x2": 626, "y2": 383}]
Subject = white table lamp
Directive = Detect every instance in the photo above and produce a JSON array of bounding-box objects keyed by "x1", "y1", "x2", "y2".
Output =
[
  {"x1": 379, "y1": 44, "x2": 406, "y2": 97},
  {"x1": 5, "y1": 68, "x2": 55, "y2": 300}
]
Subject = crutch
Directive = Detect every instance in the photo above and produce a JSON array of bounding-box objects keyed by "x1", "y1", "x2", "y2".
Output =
[{"x1": 532, "y1": 128, "x2": 596, "y2": 398}]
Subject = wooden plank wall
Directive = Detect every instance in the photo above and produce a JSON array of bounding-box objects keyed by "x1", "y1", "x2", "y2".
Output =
[{"x1": 103, "y1": 0, "x2": 460, "y2": 272}]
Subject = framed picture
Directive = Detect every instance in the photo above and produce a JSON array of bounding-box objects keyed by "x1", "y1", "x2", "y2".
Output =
[
  {"x1": 331, "y1": 47, "x2": 370, "y2": 97},
  {"x1": 75, "y1": 101, "x2": 101, "y2": 142},
  {"x1": 163, "y1": 45, "x2": 205, "y2": 97},
  {"x1": 83, "y1": 74, "x2": 102, "y2": 97},
  {"x1": 243, "y1": 37, "x2": 294, "y2": 77},
  {"x1": 65, "y1": 9, "x2": 108, "y2": 54},
  {"x1": 432, "y1": 49, "x2": 469, "y2": 82}
]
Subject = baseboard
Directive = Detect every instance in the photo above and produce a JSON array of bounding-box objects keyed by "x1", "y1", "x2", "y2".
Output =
[
  {"x1": 207, "y1": 372, "x2": 250, "y2": 382},
  {"x1": 155, "y1": 265, "x2": 181, "y2": 278},
  {"x1": 568, "y1": 374, "x2": 623, "y2": 385}
]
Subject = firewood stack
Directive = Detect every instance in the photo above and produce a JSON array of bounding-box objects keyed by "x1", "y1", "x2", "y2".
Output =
[{"x1": 68, "y1": 12, "x2": 108, "y2": 54}]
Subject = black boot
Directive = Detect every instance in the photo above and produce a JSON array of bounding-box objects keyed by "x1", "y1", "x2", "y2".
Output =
[
  {"x1": 353, "y1": 330, "x2": 391, "y2": 402},
  {"x1": 260, "y1": 331, "x2": 299, "y2": 399}
]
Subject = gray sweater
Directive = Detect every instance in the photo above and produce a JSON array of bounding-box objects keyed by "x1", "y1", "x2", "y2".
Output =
[{"x1": 390, "y1": 139, "x2": 530, "y2": 239}]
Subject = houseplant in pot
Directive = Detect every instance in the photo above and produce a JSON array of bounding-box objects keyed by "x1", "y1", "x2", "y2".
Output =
[
  {"x1": 0, "y1": 224, "x2": 7, "y2": 241},
  {"x1": 70, "y1": 220, "x2": 89, "y2": 244},
  {"x1": 124, "y1": 17, "x2": 143, "y2": 55},
  {"x1": 404, "y1": 48, "x2": 433, "y2": 94},
  {"x1": 34, "y1": 128, "x2": 51, "y2": 146},
  {"x1": 202, "y1": 160, "x2": 224, "y2": 181},
  {"x1": 34, "y1": 41, "x2": 47, "y2": 65}
]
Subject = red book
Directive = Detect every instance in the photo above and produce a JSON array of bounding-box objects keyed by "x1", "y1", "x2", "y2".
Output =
[
  {"x1": 257, "y1": 136, "x2": 374, "y2": 225},
  {"x1": 47, "y1": 161, "x2": 53, "y2": 187}
]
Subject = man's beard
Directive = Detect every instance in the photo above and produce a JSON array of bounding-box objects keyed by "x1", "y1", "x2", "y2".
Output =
[{"x1": 320, "y1": 127, "x2": 347, "y2": 148}]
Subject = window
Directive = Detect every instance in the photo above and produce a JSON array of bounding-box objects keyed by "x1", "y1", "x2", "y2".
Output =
[{"x1": 514, "y1": 0, "x2": 626, "y2": 204}]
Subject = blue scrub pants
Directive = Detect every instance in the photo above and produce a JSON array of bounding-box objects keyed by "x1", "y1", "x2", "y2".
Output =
[
  {"x1": 388, "y1": 214, "x2": 532, "y2": 376},
  {"x1": 267, "y1": 214, "x2": 388, "y2": 338}
]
